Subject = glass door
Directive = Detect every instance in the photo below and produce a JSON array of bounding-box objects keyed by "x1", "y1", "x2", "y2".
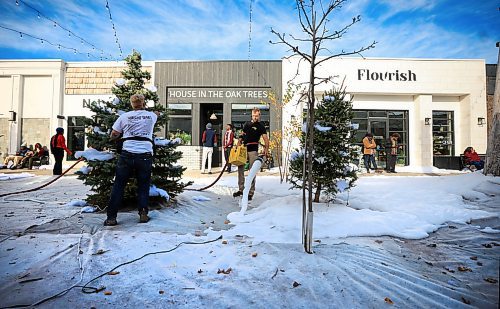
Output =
[{"x1": 369, "y1": 119, "x2": 388, "y2": 169}]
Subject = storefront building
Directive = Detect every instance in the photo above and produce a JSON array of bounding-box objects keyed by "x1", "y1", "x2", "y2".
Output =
[
  {"x1": 155, "y1": 60, "x2": 282, "y2": 169},
  {"x1": 1, "y1": 57, "x2": 489, "y2": 171},
  {"x1": 282, "y1": 57, "x2": 488, "y2": 169}
]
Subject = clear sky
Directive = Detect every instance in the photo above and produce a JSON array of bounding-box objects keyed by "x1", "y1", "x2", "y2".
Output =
[{"x1": 0, "y1": 0, "x2": 498, "y2": 63}]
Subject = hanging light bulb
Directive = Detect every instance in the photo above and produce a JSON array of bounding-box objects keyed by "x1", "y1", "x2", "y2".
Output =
[
  {"x1": 80, "y1": 39, "x2": 83, "y2": 45},
  {"x1": 37, "y1": 12, "x2": 40, "y2": 19},
  {"x1": 57, "y1": 44, "x2": 61, "y2": 50},
  {"x1": 40, "y1": 39, "x2": 43, "y2": 44},
  {"x1": 73, "y1": 49, "x2": 77, "y2": 54},
  {"x1": 105, "y1": 3, "x2": 109, "y2": 10},
  {"x1": 53, "y1": 21, "x2": 57, "y2": 27},
  {"x1": 68, "y1": 31, "x2": 71, "y2": 37},
  {"x1": 15, "y1": 0, "x2": 19, "y2": 6},
  {"x1": 19, "y1": 32, "x2": 22, "y2": 39},
  {"x1": 87, "y1": 53, "x2": 90, "y2": 58}
]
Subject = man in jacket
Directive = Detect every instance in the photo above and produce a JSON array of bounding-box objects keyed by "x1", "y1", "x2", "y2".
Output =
[{"x1": 201, "y1": 123, "x2": 217, "y2": 174}]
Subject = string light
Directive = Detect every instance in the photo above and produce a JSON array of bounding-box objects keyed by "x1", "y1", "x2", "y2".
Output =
[
  {"x1": 14, "y1": 0, "x2": 117, "y2": 60},
  {"x1": 0, "y1": 24, "x2": 108, "y2": 60},
  {"x1": 105, "y1": 0, "x2": 123, "y2": 59}
]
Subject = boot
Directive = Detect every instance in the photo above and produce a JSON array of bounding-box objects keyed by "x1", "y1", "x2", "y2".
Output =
[{"x1": 139, "y1": 209, "x2": 149, "y2": 223}]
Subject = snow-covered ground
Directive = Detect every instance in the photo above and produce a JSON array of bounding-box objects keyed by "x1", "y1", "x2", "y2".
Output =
[{"x1": 0, "y1": 170, "x2": 498, "y2": 308}]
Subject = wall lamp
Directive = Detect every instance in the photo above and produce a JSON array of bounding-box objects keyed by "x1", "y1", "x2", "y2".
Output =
[
  {"x1": 477, "y1": 117, "x2": 485, "y2": 126},
  {"x1": 424, "y1": 117, "x2": 431, "y2": 125}
]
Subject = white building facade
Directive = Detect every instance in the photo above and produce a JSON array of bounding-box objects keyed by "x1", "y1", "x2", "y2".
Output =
[
  {"x1": 282, "y1": 57, "x2": 488, "y2": 169},
  {"x1": 0, "y1": 57, "x2": 488, "y2": 170}
]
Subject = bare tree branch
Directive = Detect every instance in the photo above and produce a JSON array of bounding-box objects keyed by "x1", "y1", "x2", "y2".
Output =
[{"x1": 315, "y1": 41, "x2": 376, "y2": 66}]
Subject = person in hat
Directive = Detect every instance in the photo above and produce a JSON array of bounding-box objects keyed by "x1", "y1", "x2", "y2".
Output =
[
  {"x1": 201, "y1": 122, "x2": 217, "y2": 174},
  {"x1": 50, "y1": 127, "x2": 72, "y2": 175}
]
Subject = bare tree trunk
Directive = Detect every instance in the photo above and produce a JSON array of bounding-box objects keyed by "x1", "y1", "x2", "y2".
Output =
[
  {"x1": 484, "y1": 44, "x2": 500, "y2": 176},
  {"x1": 314, "y1": 183, "x2": 321, "y2": 203}
]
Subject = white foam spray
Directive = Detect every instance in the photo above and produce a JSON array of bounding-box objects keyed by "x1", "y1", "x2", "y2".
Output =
[{"x1": 239, "y1": 157, "x2": 263, "y2": 214}]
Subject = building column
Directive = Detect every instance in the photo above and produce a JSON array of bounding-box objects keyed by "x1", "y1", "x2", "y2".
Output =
[
  {"x1": 413, "y1": 94, "x2": 433, "y2": 167},
  {"x1": 8, "y1": 75, "x2": 23, "y2": 154}
]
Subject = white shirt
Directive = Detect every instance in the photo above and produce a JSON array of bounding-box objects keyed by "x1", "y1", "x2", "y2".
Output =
[{"x1": 112, "y1": 109, "x2": 157, "y2": 154}]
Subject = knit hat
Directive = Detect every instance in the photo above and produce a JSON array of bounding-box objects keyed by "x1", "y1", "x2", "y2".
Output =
[
  {"x1": 206, "y1": 123, "x2": 212, "y2": 129},
  {"x1": 56, "y1": 127, "x2": 64, "y2": 133}
]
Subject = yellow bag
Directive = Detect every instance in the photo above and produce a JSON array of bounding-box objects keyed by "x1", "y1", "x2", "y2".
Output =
[{"x1": 229, "y1": 145, "x2": 247, "y2": 166}]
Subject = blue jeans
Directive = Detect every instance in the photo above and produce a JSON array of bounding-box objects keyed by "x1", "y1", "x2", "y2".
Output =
[
  {"x1": 108, "y1": 150, "x2": 153, "y2": 219},
  {"x1": 471, "y1": 160, "x2": 484, "y2": 170},
  {"x1": 363, "y1": 154, "x2": 377, "y2": 171}
]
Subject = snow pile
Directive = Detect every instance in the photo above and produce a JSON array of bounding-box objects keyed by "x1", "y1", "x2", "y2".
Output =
[
  {"x1": 77, "y1": 165, "x2": 92, "y2": 174},
  {"x1": 149, "y1": 185, "x2": 170, "y2": 201},
  {"x1": 75, "y1": 149, "x2": 114, "y2": 161},
  {"x1": 192, "y1": 195, "x2": 211, "y2": 201},
  {"x1": 0, "y1": 173, "x2": 35, "y2": 181}
]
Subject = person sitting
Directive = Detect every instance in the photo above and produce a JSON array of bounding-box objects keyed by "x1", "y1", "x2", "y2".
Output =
[
  {"x1": 2, "y1": 145, "x2": 29, "y2": 169},
  {"x1": 22, "y1": 143, "x2": 46, "y2": 169},
  {"x1": 463, "y1": 147, "x2": 484, "y2": 170}
]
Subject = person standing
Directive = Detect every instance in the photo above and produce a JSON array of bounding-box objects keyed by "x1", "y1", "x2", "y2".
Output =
[
  {"x1": 233, "y1": 108, "x2": 269, "y2": 200},
  {"x1": 222, "y1": 123, "x2": 234, "y2": 173},
  {"x1": 50, "y1": 127, "x2": 72, "y2": 175},
  {"x1": 362, "y1": 133, "x2": 378, "y2": 173},
  {"x1": 201, "y1": 123, "x2": 217, "y2": 174},
  {"x1": 385, "y1": 133, "x2": 400, "y2": 173},
  {"x1": 105, "y1": 94, "x2": 157, "y2": 226}
]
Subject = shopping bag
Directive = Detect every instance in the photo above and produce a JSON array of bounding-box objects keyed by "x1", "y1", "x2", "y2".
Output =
[{"x1": 229, "y1": 145, "x2": 247, "y2": 166}]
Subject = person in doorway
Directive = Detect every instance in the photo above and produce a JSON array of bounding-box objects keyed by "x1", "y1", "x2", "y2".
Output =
[
  {"x1": 233, "y1": 108, "x2": 269, "y2": 201},
  {"x1": 201, "y1": 123, "x2": 217, "y2": 174},
  {"x1": 222, "y1": 123, "x2": 234, "y2": 173},
  {"x1": 105, "y1": 93, "x2": 157, "y2": 226},
  {"x1": 50, "y1": 128, "x2": 72, "y2": 175},
  {"x1": 385, "y1": 133, "x2": 400, "y2": 173},
  {"x1": 362, "y1": 133, "x2": 378, "y2": 173},
  {"x1": 463, "y1": 147, "x2": 484, "y2": 170}
]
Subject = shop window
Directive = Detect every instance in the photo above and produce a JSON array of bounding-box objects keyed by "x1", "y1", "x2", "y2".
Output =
[
  {"x1": 432, "y1": 111, "x2": 454, "y2": 156},
  {"x1": 231, "y1": 104, "x2": 270, "y2": 134},
  {"x1": 167, "y1": 103, "x2": 192, "y2": 145},
  {"x1": 353, "y1": 109, "x2": 409, "y2": 166},
  {"x1": 67, "y1": 116, "x2": 86, "y2": 161}
]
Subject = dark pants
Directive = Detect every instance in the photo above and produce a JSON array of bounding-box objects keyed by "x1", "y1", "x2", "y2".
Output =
[
  {"x1": 53, "y1": 148, "x2": 64, "y2": 175},
  {"x1": 386, "y1": 154, "x2": 397, "y2": 172},
  {"x1": 471, "y1": 160, "x2": 484, "y2": 170},
  {"x1": 224, "y1": 147, "x2": 232, "y2": 172},
  {"x1": 107, "y1": 150, "x2": 153, "y2": 220},
  {"x1": 363, "y1": 154, "x2": 377, "y2": 171}
]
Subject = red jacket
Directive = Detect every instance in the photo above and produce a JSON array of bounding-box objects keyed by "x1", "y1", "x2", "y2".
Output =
[
  {"x1": 223, "y1": 130, "x2": 234, "y2": 149},
  {"x1": 464, "y1": 150, "x2": 480, "y2": 163},
  {"x1": 51, "y1": 134, "x2": 72, "y2": 155}
]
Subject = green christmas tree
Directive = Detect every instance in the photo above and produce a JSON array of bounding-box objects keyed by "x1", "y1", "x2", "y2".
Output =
[
  {"x1": 288, "y1": 85, "x2": 359, "y2": 202},
  {"x1": 77, "y1": 50, "x2": 192, "y2": 208}
]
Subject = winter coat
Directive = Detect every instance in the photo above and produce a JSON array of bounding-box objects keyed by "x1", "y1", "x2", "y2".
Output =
[{"x1": 362, "y1": 137, "x2": 377, "y2": 155}]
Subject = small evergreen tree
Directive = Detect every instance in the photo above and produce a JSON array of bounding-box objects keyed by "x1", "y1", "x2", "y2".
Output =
[
  {"x1": 289, "y1": 85, "x2": 358, "y2": 202},
  {"x1": 78, "y1": 50, "x2": 191, "y2": 208}
]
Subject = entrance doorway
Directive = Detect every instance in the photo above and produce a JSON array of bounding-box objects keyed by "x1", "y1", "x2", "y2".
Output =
[
  {"x1": 200, "y1": 103, "x2": 223, "y2": 168},
  {"x1": 369, "y1": 119, "x2": 388, "y2": 169}
]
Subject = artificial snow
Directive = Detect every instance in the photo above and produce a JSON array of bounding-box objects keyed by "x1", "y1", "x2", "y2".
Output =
[
  {"x1": 0, "y1": 172, "x2": 35, "y2": 181},
  {"x1": 65, "y1": 199, "x2": 87, "y2": 207},
  {"x1": 192, "y1": 195, "x2": 211, "y2": 201},
  {"x1": 0, "y1": 171, "x2": 498, "y2": 308},
  {"x1": 149, "y1": 185, "x2": 170, "y2": 201},
  {"x1": 75, "y1": 149, "x2": 114, "y2": 161}
]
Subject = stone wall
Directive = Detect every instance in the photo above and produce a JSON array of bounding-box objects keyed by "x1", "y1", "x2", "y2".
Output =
[
  {"x1": 21, "y1": 118, "x2": 51, "y2": 148},
  {"x1": 176, "y1": 145, "x2": 203, "y2": 170},
  {"x1": 0, "y1": 119, "x2": 8, "y2": 159},
  {"x1": 65, "y1": 66, "x2": 152, "y2": 95}
]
